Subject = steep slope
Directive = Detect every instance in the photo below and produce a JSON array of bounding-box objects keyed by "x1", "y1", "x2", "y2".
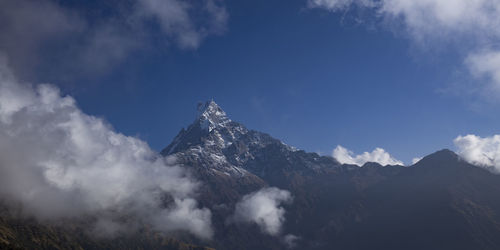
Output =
[
  {"x1": 162, "y1": 101, "x2": 500, "y2": 250},
  {"x1": 162, "y1": 101, "x2": 341, "y2": 183},
  {"x1": 160, "y1": 101, "x2": 405, "y2": 249},
  {"x1": 161, "y1": 101, "x2": 352, "y2": 249}
]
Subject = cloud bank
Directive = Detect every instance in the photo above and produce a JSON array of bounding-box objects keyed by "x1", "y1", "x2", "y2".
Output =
[
  {"x1": 0, "y1": 57, "x2": 212, "y2": 239},
  {"x1": 308, "y1": 0, "x2": 500, "y2": 97},
  {"x1": 333, "y1": 145, "x2": 403, "y2": 166},
  {"x1": 231, "y1": 187, "x2": 293, "y2": 236},
  {"x1": 454, "y1": 134, "x2": 500, "y2": 173}
]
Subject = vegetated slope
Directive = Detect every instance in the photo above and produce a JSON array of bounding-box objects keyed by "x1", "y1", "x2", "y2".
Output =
[{"x1": 0, "y1": 204, "x2": 213, "y2": 250}]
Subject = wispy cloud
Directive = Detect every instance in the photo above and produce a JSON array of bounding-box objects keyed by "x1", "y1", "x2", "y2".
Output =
[
  {"x1": 308, "y1": 0, "x2": 500, "y2": 41},
  {"x1": 308, "y1": 0, "x2": 500, "y2": 99},
  {"x1": 412, "y1": 157, "x2": 422, "y2": 165},
  {"x1": 283, "y1": 234, "x2": 301, "y2": 249},
  {"x1": 138, "y1": 0, "x2": 228, "y2": 49},
  {"x1": 0, "y1": 0, "x2": 228, "y2": 79},
  {"x1": 0, "y1": 57, "x2": 212, "y2": 239},
  {"x1": 333, "y1": 145, "x2": 403, "y2": 166},
  {"x1": 465, "y1": 50, "x2": 500, "y2": 94}
]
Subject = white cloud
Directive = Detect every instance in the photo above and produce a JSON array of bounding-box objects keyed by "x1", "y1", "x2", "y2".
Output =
[
  {"x1": 309, "y1": 0, "x2": 375, "y2": 10},
  {"x1": 333, "y1": 145, "x2": 403, "y2": 166},
  {"x1": 412, "y1": 157, "x2": 422, "y2": 165},
  {"x1": 231, "y1": 187, "x2": 293, "y2": 236},
  {"x1": 137, "y1": 0, "x2": 228, "y2": 49},
  {"x1": 283, "y1": 234, "x2": 300, "y2": 248},
  {"x1": 309, "y1": 0, "x2": 500, "y2": 39},
  {"x1": 0, "y1": 57, "x2": 212, "y2": 239},
  {"x1": 379, "y1": 0, "x2": 500, "y2": 43},
  {"x1": 308, "y1": 0, "x2": 500, "y2": 97},
  {"x1": 454, "y1": 134, "x2": 500, "y2": 172},
  {"x1": 466, "y1": 50, "x2": 500, "y2": 92},
  {"x1": 154, "y1": 198, "x2": 213, "y2": 239}
]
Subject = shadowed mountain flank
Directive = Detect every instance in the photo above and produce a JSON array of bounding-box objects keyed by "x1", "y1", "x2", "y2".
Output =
[{"x1": 158, "y1": 101, "x2": 500, "y2": 250}]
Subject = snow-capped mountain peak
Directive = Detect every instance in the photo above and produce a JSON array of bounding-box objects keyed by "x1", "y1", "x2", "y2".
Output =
[
  {"x1": 161, "y1": 100, "x2": 244, "y2": 156},
  {"x1": 161, "y1": 101, "x2": 333, "y2": 178},
  {"x1": 196, "y1": 100, "x2": 231, "y2": 132}
]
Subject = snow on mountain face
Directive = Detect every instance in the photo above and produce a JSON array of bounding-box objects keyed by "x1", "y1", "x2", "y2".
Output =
[
  {"x1": 197, "y1": 100, "x2": 231, "y2": 132},
  {"x1": 162, "y1": 101, "x2": 249, "y2": 155},
  {"x1": 161, "y1": 101, "x2": 306, "y2": 177}
]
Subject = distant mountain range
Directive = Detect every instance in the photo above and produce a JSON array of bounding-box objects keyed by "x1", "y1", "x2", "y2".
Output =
[{"x1": 3, "y1": 101, "x2": 500, "y2": 249}]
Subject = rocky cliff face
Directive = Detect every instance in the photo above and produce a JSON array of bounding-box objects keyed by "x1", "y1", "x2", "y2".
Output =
[{"x1": 162, "y1": 101, "x2": 340, "y2": 179}]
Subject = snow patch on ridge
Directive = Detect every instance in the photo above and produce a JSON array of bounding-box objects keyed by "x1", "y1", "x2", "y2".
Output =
[{"x1": 197, "y1": 100, "x2": 231, "y2": 132}]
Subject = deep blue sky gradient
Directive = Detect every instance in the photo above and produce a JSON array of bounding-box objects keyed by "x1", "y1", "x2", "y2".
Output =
[{"x1": 50, "y1": 0, "x2": 500, "y2": 164}]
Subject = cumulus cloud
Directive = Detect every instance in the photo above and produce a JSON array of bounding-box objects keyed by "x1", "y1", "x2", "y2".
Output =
[
  {"x1": 0, "y1": 57, "x2": 212, "y2": 239},
  {"x1": 308, "y1": 0, "x2": 500, "y2": 97},
  {"x1": 454, "y1": 134, "x2": 500, "y2": 172},
  {"x1": 231, "y1": 187, "x2": 293, "y2": 236},
  {"x1": 333, "y1": 145, "x2": 403, "y2": 166},
  {"x1": 0, "y1": 0, "x2": 228, "y2": 79}
]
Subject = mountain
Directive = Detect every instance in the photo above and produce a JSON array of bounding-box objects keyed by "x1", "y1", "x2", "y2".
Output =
[
  {"x1": 162, "y1": 100, "x2": 341, "y2": 180},
  {"x1": 4, "y1": 100, "x2": 500, "y2": 249},
  {"x1": 161, "y1": 101, "x2": 500, "y2": 250}
]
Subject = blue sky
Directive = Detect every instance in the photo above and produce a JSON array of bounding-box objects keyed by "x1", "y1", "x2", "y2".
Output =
[{"x1": 2, "y1": 0, "x2": 500, "y2": 164}]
